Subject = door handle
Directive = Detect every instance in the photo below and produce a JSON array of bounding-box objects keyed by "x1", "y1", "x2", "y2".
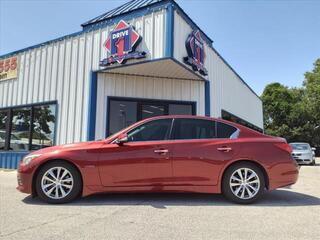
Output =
[
  {"x1": 154, "y1": 149, "x2": 169, "y2": 154},
  {"x1": 217, "y1": 147, "x2": 232, "y2": 153}
]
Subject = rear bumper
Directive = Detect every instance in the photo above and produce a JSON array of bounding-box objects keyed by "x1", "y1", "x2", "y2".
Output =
[{"x1": 268, "y1": 162, "x2": 300, "y2": 190}]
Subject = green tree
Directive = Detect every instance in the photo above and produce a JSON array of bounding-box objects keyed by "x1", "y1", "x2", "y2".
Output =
[
  {"x1": 261, "y1": 58, "x2": 320, "y2": 147},
  {"x1": 303, "y1": 59, "x2": 320, "y2": 146}
]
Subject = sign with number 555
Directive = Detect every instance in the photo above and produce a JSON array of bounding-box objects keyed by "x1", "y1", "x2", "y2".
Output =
[{"x1": 0, "y1": 57, "x2": 18, "y2": 81}]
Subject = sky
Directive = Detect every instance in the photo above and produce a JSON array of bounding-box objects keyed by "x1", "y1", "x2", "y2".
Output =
[{"x1": 0, "y1": 0, "x2": 319, "y2": 95}]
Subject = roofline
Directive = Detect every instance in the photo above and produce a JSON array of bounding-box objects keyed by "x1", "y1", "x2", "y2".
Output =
[
  {"x1": 81, "y1": 0, "x2": 171, "y2": 28},
  {"x1": 0, "y1": 30, "x2": 83, "y2": 59},
  {"x1": 0, "y1": 0, "x2": 261, "y2": 101}
]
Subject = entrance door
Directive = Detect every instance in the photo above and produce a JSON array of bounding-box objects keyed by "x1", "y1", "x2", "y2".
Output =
[{"x1": 107, "y1": 98, "x2": 196, "y2": 136}]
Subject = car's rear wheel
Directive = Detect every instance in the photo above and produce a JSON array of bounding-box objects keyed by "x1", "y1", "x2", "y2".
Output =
[
  {"x1": 35, "y1": 161, "x2": 82, "y2": 204},
  {"x1": 222, "y1": 162, "x2": 265, "y2": 204}
]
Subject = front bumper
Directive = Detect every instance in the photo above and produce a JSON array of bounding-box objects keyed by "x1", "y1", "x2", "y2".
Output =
[
  {"x1": 16, "y1": 171, "x2": 33, "y2": 194},
  {"x1": 293, "y1": 157, "x2": 313, "y2": 165}
]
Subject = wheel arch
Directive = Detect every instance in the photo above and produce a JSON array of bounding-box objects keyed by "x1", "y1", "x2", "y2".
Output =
[
  {"x1": 219, "y1": 159, "x2": 270, "y2": 191},
  {"x1": 32, "y1": 159, "x2": 84, "y2": 197}
]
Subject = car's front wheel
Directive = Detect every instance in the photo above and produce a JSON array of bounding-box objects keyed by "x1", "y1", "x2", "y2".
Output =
[
  {"x1": 222, "y1": 162, "x2": 265, "y2": 204},
  {"x1": 35, "y1": 161, "x2": 82, "y2": 204}
]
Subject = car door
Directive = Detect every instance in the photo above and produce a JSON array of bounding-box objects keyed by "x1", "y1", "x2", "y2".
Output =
[
  {"x1": 170, "y1": 118, "x2": 239, "y2": 186},
  {"x1": 98, "y1": 118, "x2": 174, "y2": 187}
]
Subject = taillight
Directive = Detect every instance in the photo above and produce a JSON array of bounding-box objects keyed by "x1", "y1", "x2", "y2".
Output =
[{"x1": 274, "y1": 143, "x2": 292, "y2": 153}]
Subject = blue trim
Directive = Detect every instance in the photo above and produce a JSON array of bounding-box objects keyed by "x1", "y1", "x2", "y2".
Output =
[
  {"x1": 0, "y1": 100, "x2": 57, "y2": 110},
  {"x1": 0, "y1": 151, "x2": 29, "y2": 169},
  {"x1": 87, "y1": 71, "x2": 98, "y2": 141},
  {"x1": 0, "y1": 31, "x2": 83, "y2": 59},
  {"x1": 165, "y1": 3, "x2": 174, "y2": 57},
  {"x1": 205, "y1": 80, "x2": 211, "y2": 117}
]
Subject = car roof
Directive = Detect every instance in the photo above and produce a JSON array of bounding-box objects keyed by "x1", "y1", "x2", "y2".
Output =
[{"x1": 140, "y1": 115, "x2": 263, "y2": 136}]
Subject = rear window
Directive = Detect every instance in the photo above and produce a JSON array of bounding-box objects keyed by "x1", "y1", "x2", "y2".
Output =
[{"x1": 217, "y1": 122, "x2": 237, "y2": 138}]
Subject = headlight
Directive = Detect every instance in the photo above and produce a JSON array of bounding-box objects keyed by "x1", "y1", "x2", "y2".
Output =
[{"x1": 21, "y1": 154, "x2": 42, "y2": 165}]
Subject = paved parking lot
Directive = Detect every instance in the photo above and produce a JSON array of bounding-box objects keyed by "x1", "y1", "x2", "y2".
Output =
[{"x1": 1, "y1": 158, "x2": 319, "y2": 240}]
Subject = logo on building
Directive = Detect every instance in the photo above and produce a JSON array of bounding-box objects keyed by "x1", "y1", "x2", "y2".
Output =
[
  {"x1": 183, "y1": 30, "x2": 208, "y2": 76},
  {"x1": 100, "y1": 20, "x2": 146, "y2": 66}
]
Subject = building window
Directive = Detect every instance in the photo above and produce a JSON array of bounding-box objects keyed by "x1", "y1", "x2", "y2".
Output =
[
  {"x1": 31, "y1": 105, "x2": 56, "y2": 150},
  {"x1": 0, "y1": 102, "x2": 57, "y2": 151},
  {"x1": 0, "y1": 110, "x2": 8, "y2": 150},
  {"x1": 108, "y1": 98, "x2": 196, "y2": 136},
  {"x1": 11, "y1": 107, "x2": 31, "y2": 151}
]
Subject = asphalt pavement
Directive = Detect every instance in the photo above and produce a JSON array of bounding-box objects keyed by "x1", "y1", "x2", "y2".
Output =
[{"x1": 0, "y1": 158, "x2": 319, "y2": 240}]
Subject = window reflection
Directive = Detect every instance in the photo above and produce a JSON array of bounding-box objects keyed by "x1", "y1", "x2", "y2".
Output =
[
  {"x1": 141, "y1": 104, "x2": 165, "y2": 119},
  {"x1": 169, "y1": 104, "x2": 193, "y2": 115},
  {"x1": 0, "y1": 111, "x2": 8, "y2": 150},
  {"x1": 0, "y1": 103, "x2": 57, "y2": 151},
  {"x1": 31, "y1": 105, "x2": 56, "y2": 150},
  {"x1": 109, "y1": 100, "x2": 137, "y2": 135},
  {"x1": 10, "y1": 108, "x2": 31, "y2": 151}
]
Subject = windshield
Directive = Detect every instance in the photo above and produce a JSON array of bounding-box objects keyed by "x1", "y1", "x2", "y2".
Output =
[{"x1": 290, "y1": 143, "x2": 310, "y2": 151}]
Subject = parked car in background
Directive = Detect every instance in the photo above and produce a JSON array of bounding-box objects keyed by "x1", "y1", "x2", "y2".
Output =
[
  {"x1": 290, "y1": 143, "x2": 316, "y2": 165},
  {"x1": 17, "y1": 116, "x2": 299, "y2": 204}
]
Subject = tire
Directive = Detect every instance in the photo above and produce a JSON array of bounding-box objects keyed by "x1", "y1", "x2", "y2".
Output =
[
  {"x1": 222, "y1": 162, "x2": 265, "y2": 204},
  {"x1": 35, "y1": 161, "x2": 82, "y2": 204},
  {"x1": 311, "y1": 159, "x2": 316, "y2": 166}
]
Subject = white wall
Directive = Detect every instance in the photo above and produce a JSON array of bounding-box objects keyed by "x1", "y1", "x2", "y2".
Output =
[
  {"x1": 0, "y1": 9, "x2": 166, "y2": 145},
  {"x1": 173, "y1": 11, "x2": 263, "y2": 128},
  {"x1": 95, "y1": 73, "x2": 205, "y2": 140}
]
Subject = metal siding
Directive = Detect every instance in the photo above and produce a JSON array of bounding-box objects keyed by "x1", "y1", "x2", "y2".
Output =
[
  {"x1": 173, "y1": 11, "x2": 192, "y2": 66},
  {"x1": 0, "y1": 10, "x2": 165, "y2": 146},
  {"x1": 95, "y1": 73, "x2": 205, "y2": 140},
  {"x1": 173, "y1": 11, "x2": 263, "y2": 128},
  {"x1": 204, "y1": 46, "x2": 263, "y2": 128}
]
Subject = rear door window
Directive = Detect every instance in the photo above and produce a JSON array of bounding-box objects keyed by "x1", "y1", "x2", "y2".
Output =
[{"x1": 172, "y1": 119, "x2": 216, "y2": 140}]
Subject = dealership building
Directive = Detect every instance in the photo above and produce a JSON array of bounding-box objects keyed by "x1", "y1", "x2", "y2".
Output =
[{"x1": 0, "y1": 0, "x2": 263, "y2": 168}]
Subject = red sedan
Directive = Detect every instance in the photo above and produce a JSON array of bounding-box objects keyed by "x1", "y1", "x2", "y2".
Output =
[{"x1": 17, "y1": 116, "x2": 299, "y2": 204}]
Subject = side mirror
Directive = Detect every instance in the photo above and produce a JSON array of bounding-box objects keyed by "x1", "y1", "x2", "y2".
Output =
[
  {"x1": 311, "y1": 147, "x2": 316, "y2": 151},
  {"x1": 115, "y1": 133, "x2": 128, "y2": 145}
]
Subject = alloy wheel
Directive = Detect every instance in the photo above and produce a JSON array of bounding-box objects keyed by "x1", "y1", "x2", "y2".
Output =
[
  {"x1": 229, "y1": 167, "x2": 260, "y2": 200},
  {"x1": 41, "y1": 167, "x2": 74, "y2": 200}
]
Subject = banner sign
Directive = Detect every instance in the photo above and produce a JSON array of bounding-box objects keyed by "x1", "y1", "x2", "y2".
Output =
[
  {"x1": 100, "y1": 20, "x2": 146, "y2": 66},
  {"x1": 184, "y1": 30, "x2": 208, "y2": 76},
  {"x1": 0, "y1": 56, "x2": 18, "y2": 81}
]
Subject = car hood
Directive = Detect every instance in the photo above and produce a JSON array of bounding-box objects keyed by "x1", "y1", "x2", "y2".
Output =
[
  {"x1": 292, "y1": 150, "x2": 311, "y2": 154},
  {"x1": 30, "y1": 141, "x2": 104, "y2": 155}
]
